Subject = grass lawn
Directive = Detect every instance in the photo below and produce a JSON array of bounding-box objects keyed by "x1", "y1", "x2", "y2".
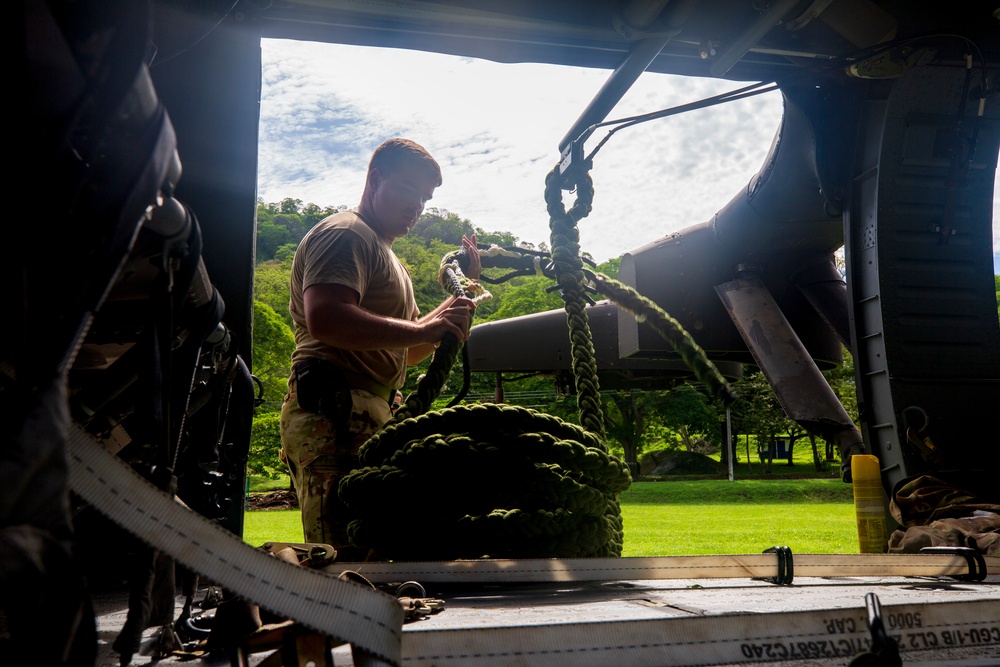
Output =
[
  {"x1": 243, "y1": 509, "x2": 302, "y2": 548},
  {"x1": 244, "y1": 478, "x2": 862, "y2": 555},
  {"x1": 248, "y1": 475, "x2": 293, "y2": 493},
  {"x1": 620, "y1": 479, "x2": 857, "y2": 555}
]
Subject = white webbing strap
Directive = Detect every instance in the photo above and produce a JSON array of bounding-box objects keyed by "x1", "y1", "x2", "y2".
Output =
[
  {"x1": 66, "y1": 423, "x2": 403, "y2": 665},
  {"x1": 328, "y1": 552, "x2": 998, "y2": 585}
]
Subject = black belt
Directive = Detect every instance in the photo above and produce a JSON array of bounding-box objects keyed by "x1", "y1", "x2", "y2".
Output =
[{"x1": 292, "y1": 359, "x2": 394, "y2": 405}]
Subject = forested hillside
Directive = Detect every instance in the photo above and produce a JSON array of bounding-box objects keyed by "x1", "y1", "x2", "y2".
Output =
[{"x1": 249, "y1": 198, "x2": 861, "y2": 479}]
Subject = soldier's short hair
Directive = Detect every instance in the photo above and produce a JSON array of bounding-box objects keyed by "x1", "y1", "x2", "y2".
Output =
[{"x1": 368, "y1": 137, "x2": 442, "y2": 187}]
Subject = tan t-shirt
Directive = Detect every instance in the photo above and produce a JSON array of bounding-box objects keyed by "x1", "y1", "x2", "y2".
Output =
[{"x1": 288, "y1": 211, "x2": 417, "y2": 390}]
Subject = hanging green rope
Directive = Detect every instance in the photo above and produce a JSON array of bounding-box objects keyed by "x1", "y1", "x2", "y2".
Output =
[
  {"x1": 590, "y1": 272, "x2": 738, "y2": 407},
  {"x1": 388, "y1": 257, "x2": 489, "y2": 423},
  {"x1": 543, "y1": 166, "x2": 605, "y2": 438}
]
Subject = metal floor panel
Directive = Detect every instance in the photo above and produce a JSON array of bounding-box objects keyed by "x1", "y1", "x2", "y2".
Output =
[{"x1": 91, "y1": 573, "x2": 1000, "y2": 667}]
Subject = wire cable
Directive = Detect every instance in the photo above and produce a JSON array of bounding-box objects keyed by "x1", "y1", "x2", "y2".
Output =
[
  {"x1": 149, "y1": 0, "x2": 241, "y2": 68},
  {"x1": 583, "y1": 81, "x2": 780, "y2": 164}
]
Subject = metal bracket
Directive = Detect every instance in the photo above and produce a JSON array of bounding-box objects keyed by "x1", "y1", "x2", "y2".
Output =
[
  {"x1": 919, "y1": 546, "x2": 988, "y2": 581},
  {"x1": 557, "y1": 140, "x2": 592, "y2": 191},
  {"x1": 763, "y1": 545, "x2": 794, "y2": 585}
]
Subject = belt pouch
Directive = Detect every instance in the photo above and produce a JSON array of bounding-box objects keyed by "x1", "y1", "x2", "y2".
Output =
[{"x1": 294, "y1": 359, "x2": 352, "y2": 438}]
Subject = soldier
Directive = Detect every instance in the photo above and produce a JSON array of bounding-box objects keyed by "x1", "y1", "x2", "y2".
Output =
[{"x1": 280, "y1": 138, "x2": 479, "y2": 558}]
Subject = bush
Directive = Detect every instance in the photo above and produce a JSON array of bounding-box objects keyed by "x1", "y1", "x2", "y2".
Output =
[
  {"x1": 640, "y1": 450, "x2": 723, "y2": 477},
  {"x1": 249, "y1": 412, "x2": 285, "y2": 479}
]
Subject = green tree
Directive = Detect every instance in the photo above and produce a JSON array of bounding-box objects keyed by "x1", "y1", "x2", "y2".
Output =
[
  {"x1": 254, "y1": 258, "x2": 294, "y2": 326},
  {"x1": 597, "y1": 257, "x2": 621, "y2": 279},
  {"x1": 729, "y1": 369, "x2": 798, "y2": 473},
  {"x1": 822, "y1": 346, "x2": 859, "y2": 467},
  {"x1": 248, "y1": 413, "x2": 285, "y2": 479},
  {"x1": 302, "y1": 202, "x2": 343, "y2": 227},
  {"x1": 251, "y1": 300, "x2": 295, "y2": 414},
  {"x1": 482, "y1": 275, "x2": 563, "y2": 322},
  {"x1": 279, "y1": 197, "x2": 303, "y2": 214},
  {"x1": 257, "y1": 199, "x2": 280, "y2": 215},
  {"x1": 474, "y1": 229, "x2": 518, "y2": 247},
  {"x1": 601, "y1": 389, "x2": 663, "y2": 478},
  {"x1": 274, "y1": 243, "x2": 297, "y2": 263},
  {"x1": 657, "y1": 384, "x2": 720, "y2": 453},
  {"x1": 255, "y1": 218, "x2": 290, "y2": 262},
  {"x1": 411, "y1": 208, "x2": 474, "y2": 246},
  {"x1": 248, "y1": 298, "x2": 295, "y2": 481},
  {"x1": 255, "y1": 198, "x2": 343, "y2": 264}
]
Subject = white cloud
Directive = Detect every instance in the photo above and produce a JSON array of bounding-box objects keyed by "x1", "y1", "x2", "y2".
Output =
[{"x1": 259, "y1": 38, "x2": 999, "y2": 269}]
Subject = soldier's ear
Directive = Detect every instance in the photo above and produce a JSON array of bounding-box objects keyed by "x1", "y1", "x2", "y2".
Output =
[{"x1": 367, "y1": 168, "x2": 383, "y2": 191}]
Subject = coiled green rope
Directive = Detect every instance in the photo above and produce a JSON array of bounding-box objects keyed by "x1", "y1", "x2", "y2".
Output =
[{"x1": 340, "y1": 403, "x2": 629, "y2": 560}]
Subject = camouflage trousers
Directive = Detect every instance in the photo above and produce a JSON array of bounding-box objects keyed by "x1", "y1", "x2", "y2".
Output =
[{"x1": 279, "y1": 381, "x2": 392, "y2": 553}]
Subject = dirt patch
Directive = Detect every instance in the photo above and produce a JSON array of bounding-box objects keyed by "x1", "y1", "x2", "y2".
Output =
[{"x1": 248, "y1": 489, "x2": 299, "y2": 510}]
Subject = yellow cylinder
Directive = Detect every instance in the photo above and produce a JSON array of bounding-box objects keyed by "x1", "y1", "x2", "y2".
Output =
[{"x1": 852, "y1": 455, "x2": 889, "y2": 553}]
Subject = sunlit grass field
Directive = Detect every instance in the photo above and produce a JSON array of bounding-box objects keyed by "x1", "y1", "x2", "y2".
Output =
[{"x1": 243, "y1": 478, "x2": 861, "y2": 555}]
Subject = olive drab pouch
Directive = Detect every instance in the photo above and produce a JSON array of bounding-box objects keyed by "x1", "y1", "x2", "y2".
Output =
[{"x1": 293, "y1": 359, "x2": 352, "y2": 438}]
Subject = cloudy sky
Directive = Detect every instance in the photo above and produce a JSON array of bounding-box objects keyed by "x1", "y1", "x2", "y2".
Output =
[{"x1": 258, "y1": 38, "x2": 1000, "y2": 271}]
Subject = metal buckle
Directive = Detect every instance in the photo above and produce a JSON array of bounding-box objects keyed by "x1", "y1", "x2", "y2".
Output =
[
  {"x1": 919, "y1": 546, "x2": 988, "y2": 581},
  {"x1": 762, "y1": 545, "x2": 794, "y2": 585}
]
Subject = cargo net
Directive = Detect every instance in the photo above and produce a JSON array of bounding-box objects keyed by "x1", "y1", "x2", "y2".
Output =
[{"x1": 339, "y1": 164, "x2": 737, "y2": 561}]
